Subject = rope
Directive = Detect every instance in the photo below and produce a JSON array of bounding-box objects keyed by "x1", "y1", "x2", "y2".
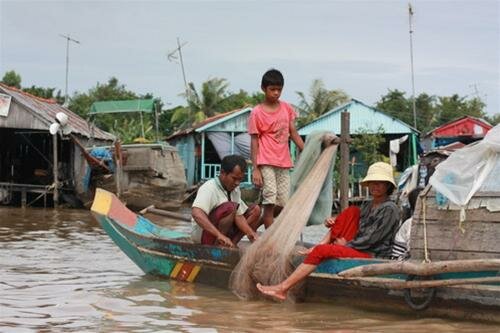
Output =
[
  {"x1": 458, "y1": 206, "x2": 466, "y2": 233},
  {"x1": 421, "y1": 193, "x2": 431, "y2": 263}
]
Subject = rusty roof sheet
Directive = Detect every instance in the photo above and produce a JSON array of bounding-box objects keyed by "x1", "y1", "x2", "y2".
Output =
[
  {"x1": 0, "y1": 83, "x2": 114, "y2": 141},
  {"x1": 167, "y1": 107, "x2": 248, "y2": 140}
]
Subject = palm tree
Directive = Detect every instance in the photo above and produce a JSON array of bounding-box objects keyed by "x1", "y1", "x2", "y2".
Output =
[
  {"x1": 296, "y1": 79, "x2": 350, "y2": 127},
  {"x1": 171, "y1": 78, "x2": 231, "y2": 130},
  {"x1": 187, "y1": 78, "x2": 230, "y2": 121}
]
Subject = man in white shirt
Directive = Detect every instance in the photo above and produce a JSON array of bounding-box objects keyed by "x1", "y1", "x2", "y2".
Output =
[{"x1": 191, "y1": 155, "x2": 261, "y2": 247}]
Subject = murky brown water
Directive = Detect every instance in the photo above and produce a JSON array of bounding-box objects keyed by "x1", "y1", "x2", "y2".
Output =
[{"x1": 1, "y1": 207, "x2": 498, "y2": 332}]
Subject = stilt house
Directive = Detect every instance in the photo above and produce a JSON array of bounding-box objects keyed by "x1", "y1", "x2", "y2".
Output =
[{"x1": 0, "y1": 84, "x2": 114, "y2": 207}]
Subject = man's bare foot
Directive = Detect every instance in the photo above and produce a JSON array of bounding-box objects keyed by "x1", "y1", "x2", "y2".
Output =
[{"x1": 256, "y1": 283, "x2": 287, "y2": 301}]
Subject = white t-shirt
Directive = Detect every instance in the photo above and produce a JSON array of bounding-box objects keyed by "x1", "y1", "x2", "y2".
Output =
[{"x1": 191, "y1": 177, "x2": 248, "y2": 243}]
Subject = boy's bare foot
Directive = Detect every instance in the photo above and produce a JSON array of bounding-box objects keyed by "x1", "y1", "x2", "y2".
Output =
[{"x1": 256, "y1": 283, "x2": 287, "y2": 301}]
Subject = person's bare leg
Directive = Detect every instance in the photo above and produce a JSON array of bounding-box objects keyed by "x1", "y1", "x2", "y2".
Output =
[
  {"x1": 231, "y1": 205, "x2": 262, "y2": 244},
  {"x1": 262, "y1": 204, "x2": 275, "y2": 229},
  {"x1": 273, "y1": 205, "x2": 283, "y2": 217},
  {"x1": 246, "y1": 205, "x2": 262, "y2": 230},
  {"x1": 256, "y1": 263, "x2": 317, "y2": 301}
]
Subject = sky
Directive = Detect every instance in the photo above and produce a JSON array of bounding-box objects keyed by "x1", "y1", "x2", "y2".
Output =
[{"x1": 1, "y1": 0, "x2": 499, "y2": 117}]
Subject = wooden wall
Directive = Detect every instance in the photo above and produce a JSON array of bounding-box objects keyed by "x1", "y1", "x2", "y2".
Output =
[{"x1": 410, "y1": 191, "x2": 500, "y2": 260}]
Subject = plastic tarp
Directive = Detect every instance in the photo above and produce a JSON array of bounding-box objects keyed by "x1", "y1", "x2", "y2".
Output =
[
  {"x1": 290, "y1": 131, "x2": 336, "y2": 226},
  {"x1": 207, "y1": 132, "x2": 251, "y2": 160},
  {"x1": 429, "y1": 124, "x2": 500, "y2": 218},
  {"x1": 89, "y1": 99, "x2": 154, "y2": 115}
]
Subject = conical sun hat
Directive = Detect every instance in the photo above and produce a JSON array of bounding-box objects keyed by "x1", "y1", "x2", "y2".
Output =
[{"x1": 360, "y1": 162, "x2": 396, "y2": 188}]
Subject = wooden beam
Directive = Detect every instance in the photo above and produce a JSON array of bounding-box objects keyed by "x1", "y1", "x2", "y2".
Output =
[
  {"x1": 338, "y1": 259, "x2": 500, "y2": 278},
  {"x1": 339, "y1": 112, "x2": 350, "y2": 211},
  {"x1": 53, "y1": 133, "x2": 59, "y2": 207}
]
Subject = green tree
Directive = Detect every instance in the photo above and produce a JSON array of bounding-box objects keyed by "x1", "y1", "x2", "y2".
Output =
[
  {"x1": 435, "y1": 94, "x2": 486, "y2": 125},
  {"x1": 185, "y1": 78, "x2": 231, "y2": 122},
  {"x1": 168, "y1": 78, "x2": 229, "y2": 131},
  {"x1": 69, "y1": 77, "x2": 139, "y2": 118},
  {"x1": 159, "y1": 105, "x2": 185, "y2": 136},
  {"x1": 220, "y1": 89, "x2": 263, "y2": 111},
  {"x1": 376, "y1": 90, "x2": 487, "y2": 132},
  {"x1": 110, "y1": 117, "x2": 154, "y2": 143},
  {"x1": 296, "y1": 79, "x2": 350, "y2": 127},
  {"x1": 485, "y1": 113, "x2": 500, "y2": 126},
  {"x1": 66, "y1": 77, "x2": 163, "y2": 144},
  {"x1": 23, "y1": 85, "x2": 65, "y2": 103},
  {"x1": 351, "y1": 126, "x2": 387, "y2": 168},
  {"x1": 413, "y1": 93, "x2": 437, "y2": 132},
  {"x1": 376, "y1": 89, "x2": 412, "y2": 126},
  {"x1": 1, "y1": 70, "x2": 22, "y2": 88}
]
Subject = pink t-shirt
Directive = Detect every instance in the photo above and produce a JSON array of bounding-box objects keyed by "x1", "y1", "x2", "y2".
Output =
[{"x1": 248, "y1": 101, "x2": 297, "y2": 168}]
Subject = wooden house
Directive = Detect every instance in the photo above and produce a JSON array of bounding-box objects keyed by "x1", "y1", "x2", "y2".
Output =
[
  {"x1": 298, "y1": 99, "x2": 419, "y2": 169},
  {"x1": 412, "y1": 124, "x2": 500, "y2": 262},
  {"x1": 0, "y1": 84, "x2": 114, "y2": 207},
  {"x1": 422, "y1": 116, "x2": 492, "y2": 151},
  {"x1": 298, "y1": 99, "x2": 419, "y2": 195},
  {"x1": 167, "y1": 107, "x2": 252, "y2": 186}
]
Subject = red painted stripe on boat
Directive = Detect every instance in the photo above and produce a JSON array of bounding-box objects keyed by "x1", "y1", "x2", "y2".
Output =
[
  {"x1": 108, "y1": 195, "x2": 137, "y2": 227},
  {"x1": 176, "y1": 263, "x2": 195, "y2": 281}
]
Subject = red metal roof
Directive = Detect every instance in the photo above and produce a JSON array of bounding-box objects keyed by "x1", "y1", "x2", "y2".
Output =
[
  {"x1": 0, "y1": 83, "x2": 114, "y2": 141},
  {"x1": 430, "y1": 116, "x2": 492, "y2": 138}
]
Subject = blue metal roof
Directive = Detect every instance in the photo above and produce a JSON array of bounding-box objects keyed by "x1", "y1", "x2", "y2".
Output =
[
  {"x1": 298, "y1": 99, "x2": 418, "y2": 136},
  {"x1": 195, "y1": 107, "x2": 252, "y2": 133}
]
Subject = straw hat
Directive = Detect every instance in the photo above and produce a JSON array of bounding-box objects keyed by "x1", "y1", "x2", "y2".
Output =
[{"x1": 360, "y1": 162, "x2": 396, "y2": 188}]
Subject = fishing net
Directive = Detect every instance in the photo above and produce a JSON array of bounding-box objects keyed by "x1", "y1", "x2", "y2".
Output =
[
  {"x1": 229, "y1": 131, "x2": 338, "y2": 301},
  {"x1": 290, "y1": 132, "x2": 336, "y2": 226}
]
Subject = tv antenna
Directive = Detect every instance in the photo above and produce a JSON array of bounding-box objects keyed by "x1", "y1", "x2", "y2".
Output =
[
  {"x1": 408, "y1": 3, "x2": 417, "y2": 130},
  {"x1": 59, "y1": 34, "x2": 80, "y2": 106},
  {"x1": 167, "y1": 37, "x2": 190, "y2": 98}
]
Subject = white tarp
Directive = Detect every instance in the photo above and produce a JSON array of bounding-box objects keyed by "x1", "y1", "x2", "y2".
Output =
[
  {"x1": 429, "y1": 124, "x2": 500, "y2": 217},
  {"x1": 207, "y1": 132, "x2": 251, "y2": 160}
]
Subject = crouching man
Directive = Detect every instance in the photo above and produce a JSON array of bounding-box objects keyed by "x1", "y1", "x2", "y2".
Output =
[{"x1": 191, "y1": 154, "x2": 261, "y2": 247}]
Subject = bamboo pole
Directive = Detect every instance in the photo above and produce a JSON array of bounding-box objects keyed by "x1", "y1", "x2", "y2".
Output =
[
  {"x1": 338, "y1": 259, "x2": 500, "y2": 278},
  {"x1": 338, "y1": 276, "x2": 500, "y2": 290},
  {"x1": 141, "y1": 206, "x2": 191, "y2": 222},
  {"x1": 339, "y1": 112, "x2": 350, "y2": 211},
  {"x1": 114, "y1": 140, "x2": 122, "y2": 198}
]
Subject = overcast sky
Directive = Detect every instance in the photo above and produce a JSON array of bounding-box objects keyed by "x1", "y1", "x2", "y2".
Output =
[{"x1": 1, "y1": 0, "x2": 499, "y2": 117}]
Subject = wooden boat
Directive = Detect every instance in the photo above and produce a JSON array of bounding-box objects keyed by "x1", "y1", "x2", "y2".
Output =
[
  {"x1": 91, "y1": 188, "x2": 500, "y2": 322},
  {"x1": 76, "y1": 141, "x2": 187, "y2": 210}
]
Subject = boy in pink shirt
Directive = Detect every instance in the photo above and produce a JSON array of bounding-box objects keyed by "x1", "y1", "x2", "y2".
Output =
[{"x1": 248, "y1": 69, "x2": 304, "y2": 228}]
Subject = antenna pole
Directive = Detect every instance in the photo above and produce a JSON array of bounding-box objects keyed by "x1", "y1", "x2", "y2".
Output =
[
  {"x1": 408, "y1": 3, "x2": 417, "y2": 130},
  {"x1": 177, "y1": 37, "x2": 189, "y2": 96},
  {"x1": 59, "y1": 34, "x2": 80, "y2": 106},
  {"x1": 168, "y1": 38, "x2": 190, "y2": 98}
]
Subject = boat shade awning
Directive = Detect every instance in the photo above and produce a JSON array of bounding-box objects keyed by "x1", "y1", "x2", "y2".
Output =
[{"x1": 89, "y1": 99, "x2": 155, "y2": 115}]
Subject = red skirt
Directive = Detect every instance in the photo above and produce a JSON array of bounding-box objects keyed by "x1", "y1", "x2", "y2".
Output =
[{"x1": 303, "y1": 206, "x2": 372, "y2": 265}]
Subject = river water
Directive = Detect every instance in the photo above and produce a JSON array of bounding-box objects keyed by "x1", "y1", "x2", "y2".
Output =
[{"x1": 0, "y1": 207, "x2": 498, "y2": 332}]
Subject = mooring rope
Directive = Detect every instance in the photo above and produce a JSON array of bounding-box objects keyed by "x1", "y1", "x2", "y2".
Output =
[{"x1": 421, "y1": 193, "x2": 431, "y2": 263}]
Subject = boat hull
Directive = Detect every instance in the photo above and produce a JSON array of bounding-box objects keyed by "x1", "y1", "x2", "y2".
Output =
[{"x1": 91, "y1": 188, "x2": 500, "y2": 322}]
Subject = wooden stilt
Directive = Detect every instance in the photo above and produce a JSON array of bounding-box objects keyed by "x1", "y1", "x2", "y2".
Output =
[{"x1": 53, "y1": 133, "x2": 59, "y2": 207}]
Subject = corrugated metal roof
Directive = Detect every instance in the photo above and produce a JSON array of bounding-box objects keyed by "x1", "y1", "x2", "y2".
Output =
[
  {"x1": 428, "y1": 116, "x2": 492, "y2": 137},
  {"x1": 298, "y1": 99, "x2": 418, "y2": 136},
  {"x1": 0, "y1": 84, "x2": 114, "y2": 141},
  {"x1": 167, "y1": 106, "x2": 251, "y2": 139},
  {"x1": 195, "y1": 107, "x2": 251, "y2": 132}
]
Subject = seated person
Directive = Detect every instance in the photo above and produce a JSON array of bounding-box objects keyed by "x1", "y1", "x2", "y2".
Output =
[
  {"x1": 391, "y1": 187, "x2": 421, "y2": 260},
  {"x1": 257, "y1": 162, "x2": 400, "y2": 300},
  {"x1": 191, "y1": 154, "x2": 261, "y2": 248}
]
